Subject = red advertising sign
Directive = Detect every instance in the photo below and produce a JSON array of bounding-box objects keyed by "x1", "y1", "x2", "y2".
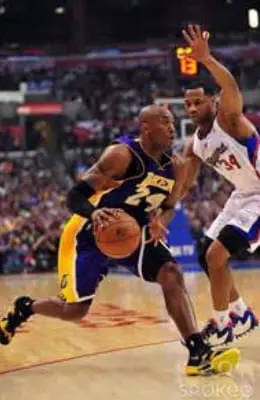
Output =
[{"x1": 17, "y1": 103, "x2": 64, "y2": 115}]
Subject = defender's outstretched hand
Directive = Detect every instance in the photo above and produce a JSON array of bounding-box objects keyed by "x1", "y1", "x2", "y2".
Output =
[{"x1": 182, "y1": 24, "x2": 210, "y2": 63}]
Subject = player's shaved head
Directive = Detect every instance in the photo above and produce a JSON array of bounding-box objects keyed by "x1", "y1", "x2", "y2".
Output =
[
  {"x1": 139, "y1": 105, "x2": 171, "y2": 123},
  {"x1": 138, "y1": 104, "x2": 175, "y2": 153}
]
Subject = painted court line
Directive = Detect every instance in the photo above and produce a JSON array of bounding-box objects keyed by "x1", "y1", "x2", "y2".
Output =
[{"x1": 0, "y1": 338, "x2": 178, "y2": 377}]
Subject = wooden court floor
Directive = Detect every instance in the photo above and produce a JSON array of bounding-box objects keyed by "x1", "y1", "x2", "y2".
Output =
[{"x1": 0, "y1": 268, "x2": 260, "y2": 399}]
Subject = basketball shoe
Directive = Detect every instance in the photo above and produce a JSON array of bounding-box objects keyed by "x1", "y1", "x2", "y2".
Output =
[
  {"x1": 201, "y1": 319, "x2": 234, "y2": 347},
  {"x1": 230, "y1": 308, "x2": 258, "y2": 339},
  {"x1": 185, "y1": 347, "x2": 240, "y2": 376},
  {"x1": 184, "y1": 333, "x2": 240, "y2": 376},
  {"x1": 0, "y1": 296, "x2": 34, "y2": 345}
]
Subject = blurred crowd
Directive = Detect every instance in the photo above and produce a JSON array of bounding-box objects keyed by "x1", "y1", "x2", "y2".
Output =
[
  {"x1": 0, "y1": 64, "x2": 170, "y2": 152},
  {"x1": 1, "y1": 56, "x2": 260, "y2": 151},
  {"x1": 0, "y1": 155, "x2": 69, "y2": 274}
]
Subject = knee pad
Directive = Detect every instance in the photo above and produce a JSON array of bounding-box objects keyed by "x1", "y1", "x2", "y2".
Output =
[{"x1": 198, "y1": 237, "x2": 213, "y2": 277}]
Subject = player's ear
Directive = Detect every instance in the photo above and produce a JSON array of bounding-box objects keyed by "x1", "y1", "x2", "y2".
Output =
[
  {"x1": 141, "y1": 121, "x2": 149, "y2": 136},
  {"x1": 215, "y1": 91, "x2": 221, "y2": 104}
]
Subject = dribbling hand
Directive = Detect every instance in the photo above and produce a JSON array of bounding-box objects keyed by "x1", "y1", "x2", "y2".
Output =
[
  {"x1": 182, "y1": 24, "x2": 211, "y2": 63},
  {"x1": 92, "y1": 208, "x2": 123, "y2": 232}
]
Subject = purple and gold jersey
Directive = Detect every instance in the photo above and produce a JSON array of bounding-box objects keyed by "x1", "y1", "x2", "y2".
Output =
[
  {"x1": 59, "y1": 136, "x2": 176, "y2": 303},
  {"x1": 89, "y1": 136, "x2": 176, "y2": 226}
]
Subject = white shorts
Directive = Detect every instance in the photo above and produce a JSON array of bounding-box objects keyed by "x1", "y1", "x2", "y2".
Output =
[{"x1": 206, "y1": 190, "x2": 260, "y2": 253}]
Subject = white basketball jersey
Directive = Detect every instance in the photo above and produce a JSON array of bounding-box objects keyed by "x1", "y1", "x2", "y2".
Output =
[{"x1": 193, "y1": 118, "x2": 260, "y2": 193}]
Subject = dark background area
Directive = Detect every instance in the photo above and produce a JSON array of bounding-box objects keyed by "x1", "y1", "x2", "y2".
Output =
[{"x1": 0, "y1": 0, "x2": 259, "y2": 50}]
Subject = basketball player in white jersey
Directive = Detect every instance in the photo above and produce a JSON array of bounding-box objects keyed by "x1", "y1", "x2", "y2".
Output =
[{"x1": 182, "y1": 24, "x2": 259, "y2": 347}]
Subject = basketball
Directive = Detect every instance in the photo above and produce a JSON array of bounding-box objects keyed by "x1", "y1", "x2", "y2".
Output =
[{"x1": 95, "y1": 211, "x2": 141, "y2": 259}]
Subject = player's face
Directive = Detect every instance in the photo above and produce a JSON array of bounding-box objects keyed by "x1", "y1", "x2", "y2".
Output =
[
  {"x1": 149, "y1": 109, "x2": 176, "y2": 151},
  {"x1": 184, "y1": 88, "x2": 215, "y2": 125}
]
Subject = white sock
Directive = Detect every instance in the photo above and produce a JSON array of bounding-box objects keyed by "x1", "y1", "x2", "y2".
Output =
[
  {"x1": 229, "y1": 297, "x2": 248, "y2": 317},
  {"x1": 214, "y1": 310, "x2": 230, "y2": 329}
]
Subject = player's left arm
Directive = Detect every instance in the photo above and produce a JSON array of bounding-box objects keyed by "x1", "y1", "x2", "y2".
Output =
[{"x1": 149, "y1": 154, "x2": 187, "y2": 244}]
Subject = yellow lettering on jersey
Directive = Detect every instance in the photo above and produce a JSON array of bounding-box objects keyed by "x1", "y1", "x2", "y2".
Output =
[
  {"x1": 125, "y1": 173, "x2": 175, "y2": 212},
  {"x1": 138, "y1": 172, "x2": 175, "y2": 192}
]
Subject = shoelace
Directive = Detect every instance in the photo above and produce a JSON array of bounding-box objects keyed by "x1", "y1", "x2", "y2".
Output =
[{"x1": 202, "y1": 320, "x2": 216, "y2": 338}]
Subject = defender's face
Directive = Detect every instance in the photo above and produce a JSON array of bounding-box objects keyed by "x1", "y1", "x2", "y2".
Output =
[{"x1": 184, "y1": 88, "x2": 215, "y2": 125}]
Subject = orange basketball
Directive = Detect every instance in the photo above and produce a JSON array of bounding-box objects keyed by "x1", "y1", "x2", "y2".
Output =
[{"x1": 95, "y1": 211, "x2": 141, "y2": 259}]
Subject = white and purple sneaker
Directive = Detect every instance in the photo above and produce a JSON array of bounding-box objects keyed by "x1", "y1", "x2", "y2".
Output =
[
  {"x1": 230, "y1": 308, "x2": 259, "y2": 339},
  {"x1": 202, "y1": 319, "x2": 234, "y2": 348}
]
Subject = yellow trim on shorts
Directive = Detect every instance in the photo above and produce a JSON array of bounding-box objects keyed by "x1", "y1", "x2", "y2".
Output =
[{"x1": 58, "y1": 214, "x2": 87, "y2": 303}]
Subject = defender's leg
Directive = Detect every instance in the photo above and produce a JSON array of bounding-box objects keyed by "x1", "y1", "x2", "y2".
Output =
[
  {"x1": 202, "y1": 226, "x2": 258, "y2": 347},
  {"x1": 157, "y1": 260, "x2": 240, "y2": 376}
]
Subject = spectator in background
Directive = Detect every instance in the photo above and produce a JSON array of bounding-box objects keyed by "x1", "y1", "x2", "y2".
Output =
[
  {"x1": 1, "y1": 235, "x2": 27, "y2": 274},
  {"x1": 30, "y1": 221, "x2": 60, "y2": 272}
]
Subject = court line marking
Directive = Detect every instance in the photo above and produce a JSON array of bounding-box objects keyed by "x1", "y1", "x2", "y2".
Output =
[{"x1": 0, "y1": 338, "x2": 178, "y2": 377}]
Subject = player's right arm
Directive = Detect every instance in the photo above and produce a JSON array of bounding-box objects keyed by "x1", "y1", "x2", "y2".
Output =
[
  {"x1": 182, "y1": 24, "x2": 256, "y2": 138},
  {"x1": 67, "y1": 144, "x2": 132, "y2": 227},
  {"x1": 181, "y1": 137, "x2": 202, "y2": 198},
  {"x1": 200, "y1": 54, "x2": 255, "y2": 138}
]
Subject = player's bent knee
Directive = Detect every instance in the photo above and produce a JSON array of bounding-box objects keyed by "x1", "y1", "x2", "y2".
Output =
[
  {"x1": 157, "y1": 262, "x2": 184, "y2": 289},
  {"x1": 206, "y1": 241, "x2": 229, "y2": 269},
  {"x1": 61, "y1": 302, "x2": 90, "y2": 321}
]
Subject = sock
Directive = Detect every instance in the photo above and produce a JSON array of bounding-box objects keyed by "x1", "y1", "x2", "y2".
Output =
[
  {"x1": 229, "y1": 297, "x2": 248, "y2": 317},
  {"x1": 214, "y1": 310, "x2": 230, "y2": 329},
  {"x1": 185, "y1": 333, "x2": 209, "y2": 356}
]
